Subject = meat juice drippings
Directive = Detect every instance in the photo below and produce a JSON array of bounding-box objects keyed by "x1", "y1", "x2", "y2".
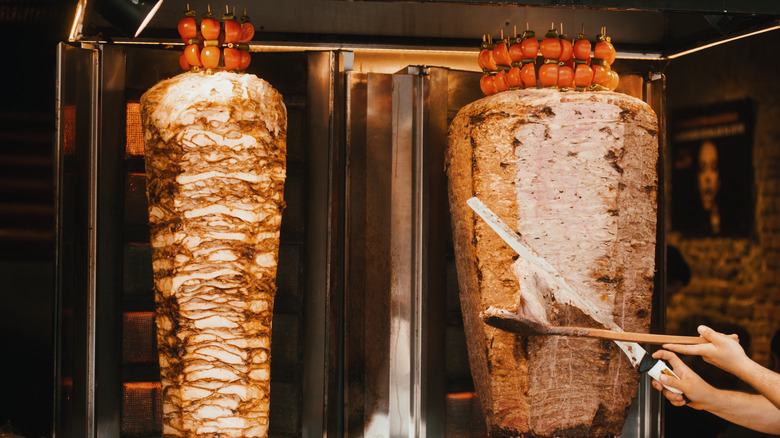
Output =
[{"x1": 141, "y1": 71, "x2": 287, "y2": 438}]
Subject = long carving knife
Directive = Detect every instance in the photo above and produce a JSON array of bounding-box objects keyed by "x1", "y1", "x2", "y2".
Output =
[{"x1": 466, "y1": 196, "x2": 684, "y2": 394}]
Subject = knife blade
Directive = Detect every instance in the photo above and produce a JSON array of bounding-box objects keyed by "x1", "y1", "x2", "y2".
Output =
[{"x1": 467, "y1": 196, "x2": 684, "y2": 394}]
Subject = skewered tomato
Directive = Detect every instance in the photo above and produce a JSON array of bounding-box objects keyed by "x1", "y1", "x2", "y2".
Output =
[
  {"x1": 178, "y1": 8, "x2": 198, "y2": 43},
  {"x1": 574, "y1": 64, "x2": 593, "y2": 89},
  {"x1": 179, "y1": 52, "x2": 190, "y2": 71},
  {"x1": 223, "y1": 47, "x2": 241, "y2": 70},
  {"x1": 238, "y1": 50, "x2": 251, "y2": 70},
  {"x1": 508, "y1": 39, "x2": 524, "y2": 62},
  {"x1": 594, "y1": 38, "x2": 616, "y2": 65},
  {"x1": 520, "y1": 62, "x2": 536, "y2": 88},
  {"x1": 604, "y1": 69, "x2": 619, "y2": 91},
  {"x1": 592, "y1": 64, "x2": 609, "y2": 87},
  {"x1": 184, "y1": 44, "x2": 202, "y2": 66},
  {"x1": 493, "y1": 41, "x2": 512, "y2": 66},
  {"x1": 557, "y1": 65, "x2": 574, "y2": 89},
  {"x1": 223, "y1": 13, "x2": 241, "y2": 43},
  {"x1": 239, "y1": 12, "x2": 255, "y2": 43},
  {"x1": 201, "y1": 10, "x2": 221, "y2": 41},
  {"x1": 494, "y1": 70, "x2": 510, "y2": 92},
  {"x1": 479, "y1": 49, "x2": 497, "y2": 71},
  {"x1": 573, "y1": 35, "x2": 591, "y2": 61},
  {"x1": 506, "y1": 66, "x2": 523, "y2": 88},
  {"x1": 538, "y1": 63, "x2": 558, "y2": 87},
  {"x1": 201, "y1": 46, "x2": 220, "y2": 69},
  {"x1": 540, "y1": 28, "x2": 562, "y2": 60},
  {"x1": 559, "y1": 36, "x2": 573, "y2": 62},
  {"x1": 520, "y1": 31, "x2": 539, "y2": 60},
  {"x1": 480, "y1": 74, "x2": 498, "y2": 95}
]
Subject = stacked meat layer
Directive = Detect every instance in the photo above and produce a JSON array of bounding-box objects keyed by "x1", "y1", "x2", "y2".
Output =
[
  {"x1": 141, "y1": 71, "x2": 287, "y2": 438},
  {"x1": 446, "y1": 88, "x2": 658, "y2": 437}
]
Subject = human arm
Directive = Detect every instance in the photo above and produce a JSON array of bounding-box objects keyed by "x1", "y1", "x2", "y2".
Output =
[
  {"x1": 651, "y1": 349, "x2": 780, "y2": 434},
  {"x1": 663, "y1": 325, "x2": 780, "y2": 412}
]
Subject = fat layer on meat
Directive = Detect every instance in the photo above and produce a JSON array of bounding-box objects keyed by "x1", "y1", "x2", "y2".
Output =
[
  {"x1": 446, "y1": 89, "x2": 658, "y2": 437},
  {"x1": 141, "y1": 71, "x2": 286, "y2": 438}
]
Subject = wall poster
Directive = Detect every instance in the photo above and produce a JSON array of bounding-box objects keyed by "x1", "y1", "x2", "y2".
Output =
[{"x1": 670, "y1": 99, "x2": 755, "y2": 237}]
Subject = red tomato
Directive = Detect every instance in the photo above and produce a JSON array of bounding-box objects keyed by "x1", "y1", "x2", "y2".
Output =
[
  {"x1": 594, "y1": 40, "x2": 616, "y2": 65},
  {"x1": 480, "y1": 74, "x2": 498, "y2": 95},
  {"x1": 239, "y1": 22, "x2": 255, "y2": 43},
  {"x1": 479, "y1": 49, "x2": 497, "y2": 71},
  {"x1": 540, "y1": 38, "x2": 562, "y2": 60},
  {"x1": 559, "y1": 38, "x2": 573, "y2": 62},
  {"x1": 573, "y1": 38, "x2": 591, "y2": 61},
  {"x1": 520, "y1": 37, "x2": 539, "y2": 60},
  {"x1": 493, "y1": 42, "x2": 512, "y2": 66},
  {"x1": 508, "y1": 42, "x2": 524, "y2": 62},
  {"x1": 178, "y1": 52, "x2": 190, "y2": 71},
  {"x1": 223, "y1": 48, "x2": 241, "y2": 70},
  {"x1": 238, "y1": 50, "x2": 251, "y2": 70},
  {"x1": 574, "y1": 64, "x2": 593, "y2": 89},
  {"x1": 557, "y1": 65, "x2": 574, "y2": 89},
  {"x1": 506, "y1": 66, "x2": 523, "y2": 88},
  {"x1": 178, "y1": 17, "x2": 198, "y2": 42},
  {"x1": 520, "y1": 63, "x2": 536, "y2": 88},
  {"x1": 592, "y1": 64, "x2": 609, "y2": 87},
  {"x1": 224, "y1": 19, "x2": 241, "y2": 44},
  {"x1": 605, "y1": 69, "x2": 620, "y2": 91},
  {"x1": 494, "y1": 70, "x2": 510, "y2": 92},
  {"x1": 478, "y1": 49, "x2": 489, "y2": 70},
  {"x1": 201, "y1": 18, "x2": 221, "y2": 41},
  {"x1": 538, "y1": 63, "x2": 558, "y2": 87},
  {"x1": 201, "y1": 46, "x2": 220, "y2": 69},
  {"x1": 184, "y1": 44, "x2": 202, "y2": 67}
]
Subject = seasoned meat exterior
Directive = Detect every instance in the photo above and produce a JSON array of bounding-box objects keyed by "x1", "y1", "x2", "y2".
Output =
[
  {"x1": 141, "y1": 71, "x2": 287, "y2": 438},
  {"x1": 446, "y1": 89, "x2": 658, "y2": 437}
]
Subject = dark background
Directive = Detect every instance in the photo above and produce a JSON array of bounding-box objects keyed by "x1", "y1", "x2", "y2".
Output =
[{"x1": 0, "y1": 1, "x2": 74, "y2": 437}]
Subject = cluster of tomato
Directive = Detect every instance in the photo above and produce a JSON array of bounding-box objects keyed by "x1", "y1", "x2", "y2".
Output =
[
  {"x1": 478, "y1": 25, "x2": 618, "y2": 96},
  {"x1": 177, "y1": 6, "x2": 255, "y2": 72}
]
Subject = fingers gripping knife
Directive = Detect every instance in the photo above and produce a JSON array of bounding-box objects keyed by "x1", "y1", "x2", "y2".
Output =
[{"x1": 466, "y1": 197, "x2": 684, "y2": 395}]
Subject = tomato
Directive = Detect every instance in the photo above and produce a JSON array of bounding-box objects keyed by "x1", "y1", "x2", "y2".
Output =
[
  {"x1": 480, "y1": 74, "x2": 498, "y2": 95},
  {"x1": 178, "y1": 52, "x2": 190, "y2": 71},
  {"x1": 201, "y1": 16, "x2": 221, "y2": 41},
  {"x1": 238, "y1": 50, "x2": 251, "y2": 70},
  {"x1": 508, "y1": 42, "x2": 524, "y2": 62},
  {"x1": 605, "y1": 69, "x2": 620, "y2": 91},
  {"x1": 592, "y1": 64, "x2": 609, "y2": 87},
  {"x1": 559, "y1": 37, "x2": 573, "y2": 62},
  {"x1": 184, "y1": 44, "x2": 202, "y2": 67},
  {"x1": 224, "y1": 19, "x2": 241, "y2": 43},
  {"x1": 540, "y1": 29, "x2": 562, "y2": 60},
  {"x1": 520, "y1": 36, "x2": 539, "y2": 60},
  {"x1": 223, "y1": 47, "x2": 241, "y2": 71},
  {"x1": 574, "y1": 64, "x2": 593, "y2": 89},
  {"x1": 201, "y1": 46, "x2": 220, "y2": 69},
  {"x1": 493, "y1": 41, "x2": 512, "y2": 66},
  {"x1": 494, "y1": 70, "x2": 510, "y2": 92},
  {"x1": 520, "y1": 63, "x2": 536, "y2": 88},
  {"x1": 479, "y1": 48, "x2": 497, "y2": 71},
  {"x1": 178, "y1": 16, "x2": 198, "y2": 43},
  {"x1": 594, "y1": 40, "x2": 616, "y2": 65},
  {"x1": 239, "y1": 22, "x2": 255, "y2": 43},
  {"x1": 506, "y1": 66, "x2": 523, "y2": 88},
  {"x1": 557, "y1": 65, "x2": 574, "y2": 89},
  {"x1": 573, "y1": 37, "x2": 591, "y2": 61},
  {"x1": 538, "y1": 63, "x2": 558, "y2": 87}
]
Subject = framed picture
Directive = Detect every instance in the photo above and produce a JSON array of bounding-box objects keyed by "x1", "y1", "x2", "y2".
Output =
[{"x1": 670, "y1": 99, "x2": 755, "y2": 237}]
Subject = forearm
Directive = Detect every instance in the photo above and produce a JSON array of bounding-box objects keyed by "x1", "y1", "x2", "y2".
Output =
[
  {"x1": 732, "y1": 359, "x2": 780, "y2": 411},
  {"x1": 697, "y1": 388, "x2": 780, "y2": 434}
]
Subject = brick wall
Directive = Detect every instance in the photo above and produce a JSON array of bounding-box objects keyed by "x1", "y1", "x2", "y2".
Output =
[{"x1": 665, "y1": 30, "x2": 780, "y2": 366}]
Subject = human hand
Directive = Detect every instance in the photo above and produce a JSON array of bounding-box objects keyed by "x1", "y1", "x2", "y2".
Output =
[
  {"x1": 650, "y1": 349, "x2": 717, "y2": 410},
  {"x1": 662, "y1": 325, "x2": 747, "y2": 376}
]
